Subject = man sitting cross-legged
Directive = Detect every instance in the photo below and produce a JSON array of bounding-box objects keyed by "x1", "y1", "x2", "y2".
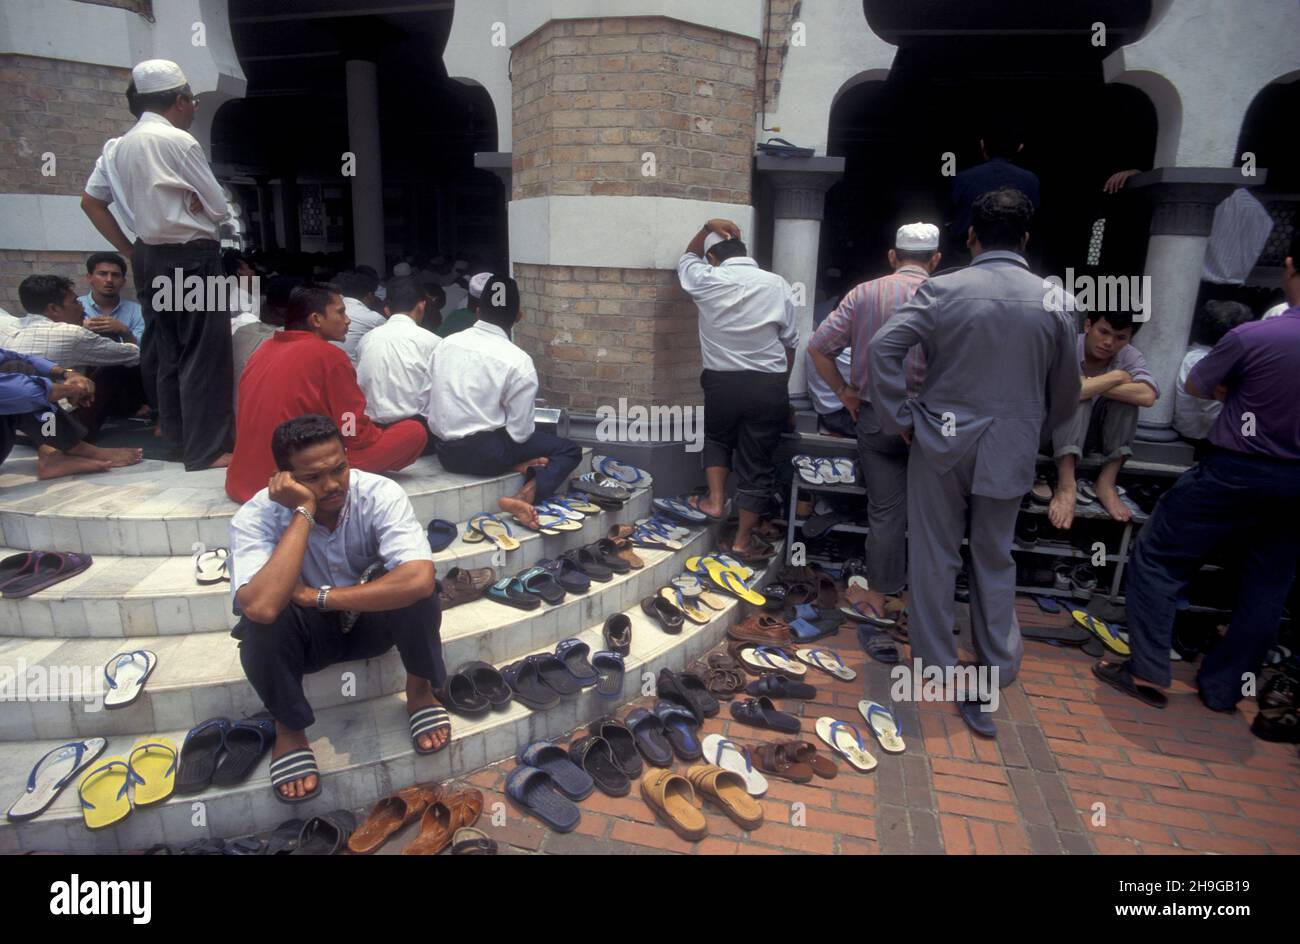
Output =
[
  {"x1": 1046, "y1": 309, "x2": 1158, "y2": 528},
  {"x1": 229, "y1": 414, "x2": 449, "y2": 803},
  {"x1": 425, "y1": 274, "x2": 581, "y2": 529},
  {"x1": 225, "y1": 284, "x2": 428, "y2": 503}
]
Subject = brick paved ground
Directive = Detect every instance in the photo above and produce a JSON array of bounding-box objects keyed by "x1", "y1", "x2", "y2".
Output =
[{"x1": 434, "y1": 598, "x2": 1300, "y2": 855}]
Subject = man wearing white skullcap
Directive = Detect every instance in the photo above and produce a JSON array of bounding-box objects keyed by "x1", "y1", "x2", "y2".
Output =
[
  {"x1": 808, "y1": 223, "x2": 942, "y2": 629},
  {"x1": 435, "y1": 271, "x2": 490, "y2": 339},
  {"x1": 676, "y1": 219, "x2": 799, "y2": 562},
  {"x1": 869, "y1": 188, "x2": 1079, "y2": 739},
  {"x1": 81, "y1": 59, "x2": 235, "y2": 471}
]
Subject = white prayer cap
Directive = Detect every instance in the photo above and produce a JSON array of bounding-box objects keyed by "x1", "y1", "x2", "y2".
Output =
[
  {"x1": 468, "y1": 272, "x2": 492, "y2": 299},
  {"x1": 132, "y1": 59, "x2": 188, "y2": 94},
  {"x1": 393, "y1": 262, "x2": 412, "y2": 277},
  {"x1": 895, "y1": 222, "x2": 940, "y2": 252},
  {"x1": 453, "y1": 259, "x2": 468, "y2": 272},
  {"x1": 703, "y1": 231, "x2": 728, "y2": 254}
]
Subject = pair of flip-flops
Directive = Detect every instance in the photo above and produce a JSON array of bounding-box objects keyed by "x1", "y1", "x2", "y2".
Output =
[
  {"x1": 592, "y1": 455, "x2": 653, "y2": 488},
  {"x1": 438, "y1": 662, "x2": 514, "y2": 717},
  {"x1": 463, "y1": 513, "x2": 520, "y2": 550},
  {"x1": 792, "y1": 454, "x2": 857, "y2": 485},
  {"x1": 0, "y1": 550, "x2": 92, "y2": 598},
  {"x1": 653, "y1": 495, "x2": 714, "y2": 523},
  {"x1": 77, "y1": 738, "x2": 178, "y2": 828},
  {"x1": 814, "y1": 702, "x2": 906, "y2": 772},
  {"x1": 686, "y1": 554, "x2": 766, "y2": 607},
  {"x1": 176, "y1": 714, "x2": 278, "y2": 795},
  {"x1": 502, "y1": 644, "x2": 623, "y2": 708}
]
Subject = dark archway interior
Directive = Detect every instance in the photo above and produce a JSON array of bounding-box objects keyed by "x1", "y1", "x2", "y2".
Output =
[
  {"x1": 816, "y1": 0, "x2": 1158, "y2": 291},
  {"x1": 212, "y1": 0, "x2": 503, "y2": 272}
]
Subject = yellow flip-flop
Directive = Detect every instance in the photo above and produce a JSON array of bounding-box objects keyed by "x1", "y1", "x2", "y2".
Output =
[
  {"x1": 78, "y1": 757, "x2": 134, "y2": 829},
  {"x1": 660, "y1": 587, "x2": 710, "y2": 624},
  {"x1": 685, "y1": 555, "x2": 754, "y2": 582},
  {"x1": 701, "y1": 557, "x2": 766, "y2": 607},
  {"x1": 1071, "y1": 609, "x2": 1130, "y2": 656},
  {"x1": 128, "y1": 738, "x2": 178, "y2": 806},
  {"x1": 468, "y1": 514, "x2": 520, "y2": 551}
]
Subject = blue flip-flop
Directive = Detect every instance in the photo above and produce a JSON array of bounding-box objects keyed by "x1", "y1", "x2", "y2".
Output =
[
  {"x1": 6, "y1": 737, "x2": 107, "y2": 822},
  {"x1": 426, "y1": 518, "x2": 457, "y2": 552}
]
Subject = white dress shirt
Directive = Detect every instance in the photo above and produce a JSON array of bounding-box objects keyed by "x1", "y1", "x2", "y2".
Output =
[
  {"x1": 228, "y1": 469, "x2": 434, "y2": 615},
  {"x1": 425, "y1": 321, "x2": 537, "y2": 443},
  {"x1": 1173, "y1": 344, "x2": 1221, "y2": 441},
  {"x1": 676, "y1": 254, "x2": 799, "y2": 373},
  {"x1": 333, "y1": 296, "x2": 386, "y2": 366},
  {"x1": 0, "y1": 314, "x2": 140, "y2": 368},
  {"x1": 84, "y1": 112, "x2": 228, "y2": 245},
  {"x1": 356, "y1": 313, "x2": 440, "y2": 425}
]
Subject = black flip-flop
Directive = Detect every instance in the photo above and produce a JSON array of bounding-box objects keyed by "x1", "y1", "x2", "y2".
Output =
[
  {"x1": 519, "y1": 567, "x2": 566, "y2": 605},
  {"x1": 292, "y1": 810, "x2": 356, "y2": 855},
  {"x1": 656, "y1": 668, "x2": 718, "y2": 723},
  {"x1": 458, "y1": 661, "x2": 513, "y2": 709},
  {"x1": 565, "y1": 547, "x2": 613, "y2": 582},
  {"x1": 568, "y1": 735, "x2": 631, "y2": 797},
  {"x1": 652, "y1": 699, "x2": 702, "y2": 761},
  {"x1": 175, "y1": 717, "x2": 230, "y2": 794},
  {"x1": 264, "y1": 818, "x2": 305, "y2": 855},
  {"x1": 745, "y1": 674, "x2": 817, "y2": 700},
  {"x1": 624, "y1": 707, "x2": 674, "y2": 767},
  {"x1": 438, "y1": 672, "x2": 492, "y2": 717},
  {"x1": 730, "y1": 696, "x2": 802, "y2": 733},
  {"x1": 587, "y1": 716, "x2": 643, "y2": 777},
  {"x1": 528, "y1": 653, "x2": 580, "y2": 696},
  {"x1": 1092, "y1": 660, "x2": 1167, "y2": 709},
  {"x1": 502, "y1": 660, "x2": 561, "y2": 711},
  {"x1": 211, "y1": 713, "x2": 276, "y2": 787},
  {"x1": 541, "y1": 556, "x2": 591, "y2": 594},
  {"x1": 555, "y1": 638, "x2": 599, "y2": 687},
  {"x1": 592, "y1": 651, "x2": 626, "y2": 698}
]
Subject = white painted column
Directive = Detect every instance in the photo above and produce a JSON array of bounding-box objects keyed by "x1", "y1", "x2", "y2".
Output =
[
  {"x1": 345, "y1": 59, "x2": 385, "y2": 271},
  {"x1": 759, "y1": 156, "x2": 844, "y2": 398}
]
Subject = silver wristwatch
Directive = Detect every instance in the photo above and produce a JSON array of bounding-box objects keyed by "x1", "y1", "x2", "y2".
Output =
[
  {"x1": 317, "y1": 585, "x2": 332, "y2": 611},
  {"x1": 294, "y1": 505, "x2": 316, "y2": 527}
]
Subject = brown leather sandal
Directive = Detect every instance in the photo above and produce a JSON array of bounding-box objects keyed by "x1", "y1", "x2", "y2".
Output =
[
  {"x1": 639, "y1": 769, "x2": 707, "y2": 841},
  {"x1": 348, "y1": 785, "x2": 439, "y2": 854},
  {"x1": 402, "y1": 787, "x2": 483, "y2": 855},
  {"x1": 686, "y1": 764, "x2": 763, "y2": 830},
  {"x1": 753, "y1": 742, "x2": 814, "y2": 783},
  {"x1": 786, "y1": 740, "x2": 838, "y2": 779}
]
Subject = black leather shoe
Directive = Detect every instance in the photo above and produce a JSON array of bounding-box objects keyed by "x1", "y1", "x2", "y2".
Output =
[{"x1": 958, "y1": 698, "x2": 997, "y2": 738}]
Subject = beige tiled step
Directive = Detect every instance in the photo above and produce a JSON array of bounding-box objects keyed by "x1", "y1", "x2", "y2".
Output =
[
  {"x1": 0, "y1": 519, "x2": 709, "y2": 742},
  {"x1": 0, "y1": 550, "x2": 781, "y2": 853}
]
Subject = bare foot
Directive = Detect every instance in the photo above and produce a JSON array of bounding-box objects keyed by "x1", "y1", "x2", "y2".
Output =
[
  {"x1": 152, "y1": 424, "x2": 163, "y2": 438},
  {"x1": 271, "y1": 724, "x2": 318, "y2": 800},
  {"x1": 687, "y1": 494, "x2": 725, "y2": 518},
  {"x1": 206, "y1": 452, "x2": 232, "y2": 469},
  {"x1": 511, "y1": 457, "x2": 548, "y2": 475},
  {"x1": 499, "y1": 496, "x2": 539, "y2": 530},
  {"x1": 68, "y1": 442, "x2": 143, "y2": 468},
  {"x1": 407, "y1": 680, "x2": 449, "y2": 752},
  {"x1": 36, "y1": 452, "x2": 112, "y2": 480},
  {"x1": 1095, "y1": 482, "x2": 1132, "y2": 522},
  {"x1": 1048, "y1": 485, "x2": 1076, "y2": 530}
]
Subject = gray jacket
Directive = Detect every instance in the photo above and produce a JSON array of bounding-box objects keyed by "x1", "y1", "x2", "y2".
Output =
[{"x1": 868, "y1": 251, "x2": 1080, "y2": 499}]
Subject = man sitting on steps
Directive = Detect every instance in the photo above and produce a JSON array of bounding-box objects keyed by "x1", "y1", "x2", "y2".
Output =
[{"x1": 229, "y1": 414, "x2": 448, "y2": 802}]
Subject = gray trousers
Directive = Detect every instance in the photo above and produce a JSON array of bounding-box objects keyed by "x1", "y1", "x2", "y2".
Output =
[
  {"x1": 906, "y1": 442, "x2": 1023, "y2": 686},
  {"x1": 1049, "y1": 396, "x2": 1138, "y2": 463},
  {"x1": 856, "y1": 400, "x2": 909, "y2": 594}
]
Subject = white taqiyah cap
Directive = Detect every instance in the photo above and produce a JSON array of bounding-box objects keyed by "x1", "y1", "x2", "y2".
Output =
[
  {"x1": 393, "y1": 262, "x2": 412, "y2": 277},
  {"x1": 895, "y1": 222, "x2": 940, "y2": 252},
  {"x1": 703, "y1": 231, "x2": 728, "y2": 254},
  {"x1": 468, "y1": 272, "x2": 492, "y2": 299},
  {"x1": 132, "y1": 59, "x2": 188, "y2": 95}
]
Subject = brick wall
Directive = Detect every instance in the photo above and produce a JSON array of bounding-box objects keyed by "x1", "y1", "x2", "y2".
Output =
[
  {"x1": 0, "y1": 251, "x2": 98, "y2": 317},
  {"x1": 513, "y1": 263, "x2": 703, "y2": 410},
  {"x1": 761, "y1": 0, "x2": 800, "y2": 114},
  {"x1": 511, "y1": 17, "x2": 757, "y2": 203}
]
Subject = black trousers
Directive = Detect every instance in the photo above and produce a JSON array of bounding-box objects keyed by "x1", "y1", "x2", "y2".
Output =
[
  {"x1": 233, "y1": 596, "x2": 446, "y2": 731},
  {"x1": 0, "y1": 403, "x2": 85, "y2": 464},
  {"x1": 701, "y1": 368, "x2": 789, "y2": 515},
  {"x1": 436, "y1": 426, "x2": 582, "y2": 501},
  {"x1": 76, "y1": 364, "x2": 147, "y2": 438},
  {"x1": 132, "y1": 239, "x2": 233, "y2": 470}
]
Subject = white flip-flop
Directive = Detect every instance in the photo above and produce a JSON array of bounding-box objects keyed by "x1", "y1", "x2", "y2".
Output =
[
  {"x1": 830, "y1": 457, "x2": 856, "y2": 484},
  {"x1": 6, "y1": 737, "x2": 107, "y2": 822},
  {"x1": 739, "y1": 645, "x2": 807, "y2": 676},
  {"x1": 793, "y1": 455, "x2": 825, "y2": 485},
  {"x1": 858, "y1": 700, "x2": 906, "y2": 754},
  {"x1": 795, "y1": 647, "x2": 857, "y2": 681},
  {"x1": 103, "y1": 649, "x2": 157, "y2": 709},
  {"x1": 195, "y1": 547, "x2": 229, "y2": 585},
  {"x1": 701, "y1": 734, "x2": 768, "y2": 796},
  {"x1": 815, "y1": 716, "x2": 877, "y2": 772}
]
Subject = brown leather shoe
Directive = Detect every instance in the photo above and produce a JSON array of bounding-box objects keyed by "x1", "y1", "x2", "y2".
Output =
[
  {"x1": 439, "y1": 566, "x2": 495, "y2": 609},
  {"x1": 727, "y1": 613, "x2": 794, "y2": 646}
]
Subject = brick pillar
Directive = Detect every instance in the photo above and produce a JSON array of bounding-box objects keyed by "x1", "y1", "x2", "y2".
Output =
[{"x1": 508, "y1": 17, "x2": 758, "y2": 411}]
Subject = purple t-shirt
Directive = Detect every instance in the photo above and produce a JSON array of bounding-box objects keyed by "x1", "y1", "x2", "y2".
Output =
[
  {"x1": 1076, "y1": 334, "x2": 1159, "y2": 397},
  {"x1": 1188, "y1": 306, "x2": 1300, "y2": 460}
]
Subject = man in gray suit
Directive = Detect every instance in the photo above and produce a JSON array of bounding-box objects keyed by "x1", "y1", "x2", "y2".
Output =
[{"x1": 869, "y1": 188, "x2": 1080, "y2": 737}]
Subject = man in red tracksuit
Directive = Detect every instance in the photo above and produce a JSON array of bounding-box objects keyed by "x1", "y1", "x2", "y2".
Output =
[{"x1": 225, "y1": 285, "x2": 427, "y2": 503}]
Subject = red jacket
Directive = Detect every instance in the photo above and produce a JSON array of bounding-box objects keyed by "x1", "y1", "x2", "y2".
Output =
[{"x1": 225, "y1": 331, "x2": 384, "y2": 502}]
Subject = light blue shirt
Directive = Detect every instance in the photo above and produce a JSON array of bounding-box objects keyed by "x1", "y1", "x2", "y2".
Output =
[
  {"x1": 79, "y1": 293, "x2": 145, "y2": 344},
  {"x1": 228, "y1": 469, "x2": 434, "y2": 615}
]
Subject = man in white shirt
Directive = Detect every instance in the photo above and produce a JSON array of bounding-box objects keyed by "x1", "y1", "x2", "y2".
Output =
[
  {"x1": 230, "y1": 414, "x2": 447, "y2": 802},
  {"x1": 332, "y1": 269, "x2": 386, "y2": 365},
  {"x1": 356, "y1": 276, "x2": 439, "y2": 437},
  {"x1": 1173, "y1": 299, "x2": 1253, "y2": 446},
  {"x1": 677, "y1": 220, "x2": 798, "y2": 562},
  {"x1": 80, "y1": 59, "x2": 233, "y2": 472},
  {"x1": 425, "y1": 275, "x2": 581, "y2": 530},
  {"x1": 9, "y1": 275, "x2": 144, "y2": 440}
]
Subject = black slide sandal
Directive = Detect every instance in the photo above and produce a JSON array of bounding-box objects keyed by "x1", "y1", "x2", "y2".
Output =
[{"x1": 1092, "y1": 660, "x2": 1167, "y2": 709}]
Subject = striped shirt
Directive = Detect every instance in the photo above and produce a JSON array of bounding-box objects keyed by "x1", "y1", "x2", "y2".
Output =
[
  {"x1": 1202, "y1": 188, "x2": 1273, "y2": 285},
  {"x1": 0, "y1": 314, "x2": 140, "y2": 369},
  {"x1": 808, "y1": 265, "x2": 928, "y2": 400}
]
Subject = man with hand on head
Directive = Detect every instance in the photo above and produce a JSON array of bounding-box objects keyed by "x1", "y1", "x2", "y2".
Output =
[{"x1": 229, "y1": 414, "x2": 447, "y2": 803}]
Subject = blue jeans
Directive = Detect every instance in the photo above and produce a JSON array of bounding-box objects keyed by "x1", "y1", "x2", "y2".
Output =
[{"x1": 1125, "y1": 449, "x2": 1300, "y2": 708}]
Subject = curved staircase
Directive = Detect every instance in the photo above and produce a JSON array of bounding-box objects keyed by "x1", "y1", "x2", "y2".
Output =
[{"x1": 0, "y1": 449, "x2": 771, "y2": 853}]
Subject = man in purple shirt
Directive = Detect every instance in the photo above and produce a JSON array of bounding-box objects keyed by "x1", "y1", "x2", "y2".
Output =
[
  {"x1": 1046, "y1": 309, "x2": 1158, "y2": 528},
  {"x1": 1096, "y1": 230, "x2": 1300, "y2": 715}
]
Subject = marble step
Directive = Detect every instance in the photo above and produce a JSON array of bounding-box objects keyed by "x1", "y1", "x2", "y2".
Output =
[
  {"x1": 0, "y1": 520, "x2": 711, "y2": 742},
  {"x1": 0, "y1": 551, "x2": 781, "y2": 853},
  {"x1": 0, "y1": 451, "x2": 594, "y2": 557},
  {"x1": 0, "y1": 490, "x2": 650, "y2": 639}
]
